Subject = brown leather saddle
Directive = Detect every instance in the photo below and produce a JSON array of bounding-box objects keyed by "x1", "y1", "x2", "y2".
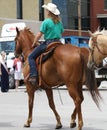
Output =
[
  {"x1": 36, "y1": 42, "x2": 63, "y2": 86},
  {"x1": 36, "y1": 42, "x2": 62, "y2": 64}
]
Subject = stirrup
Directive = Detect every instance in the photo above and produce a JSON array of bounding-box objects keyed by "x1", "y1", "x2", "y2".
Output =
[{"x1": 28, "y1": 77, "x2": 37, "y2": 85}]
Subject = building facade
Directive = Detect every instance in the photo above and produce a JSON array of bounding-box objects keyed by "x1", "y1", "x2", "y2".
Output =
[
  {"x1": 0, "y1": 0, "x2": 50, "y2": 32},
  {"x1": 52, "y1": 0, "x2": 107, "y2": 36},
  {"x1": 0, "y1": 0, "x2": 107, "y2": 36},
  {"x1": 90, "y1": 0, "x2": 107, "y2": 31}
]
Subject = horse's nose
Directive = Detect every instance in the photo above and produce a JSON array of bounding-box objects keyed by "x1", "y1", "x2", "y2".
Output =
[
  {"x1": 87, "y1": 61, "x2": 91, "y2": 69},
  {"x1": 14, "y1": 52, "x2": 20, "y2": 58},
  {"x1": 87, "y1": 62, "x2": 94, "y2": 70}
]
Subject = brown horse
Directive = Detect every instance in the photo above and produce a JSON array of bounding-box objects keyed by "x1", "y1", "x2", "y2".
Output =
[
  {"x1": 15, "y1": 27, "x2": 101, "y2": 130},
  {"x1": 87, "y1": 29, "x2": 107, "y2": 70}
]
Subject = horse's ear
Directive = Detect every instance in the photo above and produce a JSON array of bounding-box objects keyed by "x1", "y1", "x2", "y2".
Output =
[
  {"x1": 16, "y1": 27, "x2": 20, "y2": 35},
  {"x1": 88, "y1": 30, "x2": 94, "y2": 37}
]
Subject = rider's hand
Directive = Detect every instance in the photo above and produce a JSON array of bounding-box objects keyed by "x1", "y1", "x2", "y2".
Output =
[
  {"x1": 32, "y1": 42, "x2": 36, "y2": 47},
  {"x1": 32, "y1": 42, "x2": 40, "y2": 48}
]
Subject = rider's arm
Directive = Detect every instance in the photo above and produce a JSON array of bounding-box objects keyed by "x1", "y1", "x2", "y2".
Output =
[{"x1": 32, "y1": 31, "x2": 43, "y2": 47}]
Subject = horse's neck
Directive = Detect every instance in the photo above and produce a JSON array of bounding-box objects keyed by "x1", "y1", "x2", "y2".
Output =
[
  {"x1": 102, "y1": 43, "x2": 107, "y2": 54},
  {"x1": 23, "y1": 49, "x2": 33, "y2": 62},
  {"x1": 21, "y1": 31, "x2": 35, "y2": 62},
  {"x1": 98, "y1": 36, "x2": 107, "y2": 59},
  {"x1": 22, "y1": 40, "x2": 33, "y2": 62}
]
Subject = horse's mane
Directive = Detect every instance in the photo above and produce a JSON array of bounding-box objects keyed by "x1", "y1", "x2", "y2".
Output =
[
  {"x1": 22, "y1": 27, "x2": 35, "y2": 43},
  {"x1": 93, "y1": 28, "x2": 107, "y2": 36},
  {"x1": 89, "y1": 28, "x2": 107, "y2": 49},
  {"x1": 23, "y1": 27, "x2": 35, "y2": 37}
]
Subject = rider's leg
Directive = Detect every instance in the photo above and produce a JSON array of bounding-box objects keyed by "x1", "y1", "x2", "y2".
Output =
[{"x1": 28, "y1": 43, "x2": 47, "y2": 82}]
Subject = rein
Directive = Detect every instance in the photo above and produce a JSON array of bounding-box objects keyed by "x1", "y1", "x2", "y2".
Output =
[
  {"x1": 92, "y1": 34, "x2": 107, "y2": 55},
  {"x1": 90, "y1": 48, "x2": 99, "y2": 69},
  {"x1": 95, "y1": 44, "x2": 107, "y2": 55},
  {"x1": 90, "y1": 34, "x2": 107, "y2": 68},
  {"x1": 22, "y1": 47, "x2": 33, "y2": 57}
]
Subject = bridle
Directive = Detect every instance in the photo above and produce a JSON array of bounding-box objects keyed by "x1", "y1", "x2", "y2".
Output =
[
  {"x1": 89, "y1": 34, "x2": 107, "y2": 68},
  {"x1": 15, "y1": 36, "x2": 34, "y2": 59}
]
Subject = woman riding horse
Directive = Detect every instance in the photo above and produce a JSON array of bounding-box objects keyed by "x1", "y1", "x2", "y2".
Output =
[
  {"x1": 15, "y1": 26, "x2": 101, "y2": 130},
  {"x1": 28, "y1": 3, "x2": 64, "y2": 84}
]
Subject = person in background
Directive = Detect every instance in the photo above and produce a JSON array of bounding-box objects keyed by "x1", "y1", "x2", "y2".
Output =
[
  {"x1": 28, "y1": 3, "x2": 64, "y2": 84},
  {"x1": 0, "y1": 51, "x2": 9, "y2": 92},
  {"x1": 13, "y1": 55, "x2": 22, "y2": 91}
]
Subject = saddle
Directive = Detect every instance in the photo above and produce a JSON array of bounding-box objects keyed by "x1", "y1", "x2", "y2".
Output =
[
  {"x1": 37, "y1": 42, "x2": 62, "y2": 63},
  {"x1": 36, "y1": 42, "x2": 63, "y2": 86}
]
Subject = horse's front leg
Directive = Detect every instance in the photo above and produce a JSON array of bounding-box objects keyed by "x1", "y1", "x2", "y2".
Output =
[
  {"x1": 45, "y1": 88, "x2": 62, "y2": 129},
  {"x1": 24, "y1": 84, "x2": 35, "y2": 127}
]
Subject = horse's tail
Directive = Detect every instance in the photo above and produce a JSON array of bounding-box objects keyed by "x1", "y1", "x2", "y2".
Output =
[
  {"x1": 85, "y1": 67, "x2": 102, "y2": 109},
  {"x1": 80, "y1": 48, "x2": 102, "y2": 109}
]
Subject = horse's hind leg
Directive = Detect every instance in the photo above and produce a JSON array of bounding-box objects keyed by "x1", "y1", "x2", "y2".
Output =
[
  {"x1": 70, "y1": 108, "x2": 77, "y2": 128},
  {"x1": 45, "y1": 89, "x2": 62, "y2": 129},
  {"x1": 24, "y1": 84, "x2": 35, "y2": 127},
  {"x1": 67, "y1": 83, "x2": 84, "y2": 130}
]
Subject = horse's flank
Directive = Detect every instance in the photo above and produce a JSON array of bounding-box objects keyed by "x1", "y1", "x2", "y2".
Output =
[{"x1": 41, "y1": 44, "x2": 83, "y2": 87}]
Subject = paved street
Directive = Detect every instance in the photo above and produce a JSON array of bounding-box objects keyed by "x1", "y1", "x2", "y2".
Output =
[{"x1": 0, "y1": 87, "x2": 106, "y2": 130}]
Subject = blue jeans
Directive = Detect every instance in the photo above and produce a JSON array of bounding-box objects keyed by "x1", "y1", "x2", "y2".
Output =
[{"x1": 28, "y1": 39, "x2": 59, "y2": 77}]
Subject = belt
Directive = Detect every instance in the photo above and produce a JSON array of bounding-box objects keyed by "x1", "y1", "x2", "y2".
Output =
[{"x1": 45, "y1": 39, "x2": 60, "y2": 45}]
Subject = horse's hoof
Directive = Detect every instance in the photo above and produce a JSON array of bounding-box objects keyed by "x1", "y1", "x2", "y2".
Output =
[
  {"x1": 70, "y1": 122, "x2": 76, "y2": 128},
  {"x1": 24, "y1": 124, "x2": 30, "y2": 127},
  {"x1": 55, "y1": 123, "x2": 62, "y2": 129}
]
